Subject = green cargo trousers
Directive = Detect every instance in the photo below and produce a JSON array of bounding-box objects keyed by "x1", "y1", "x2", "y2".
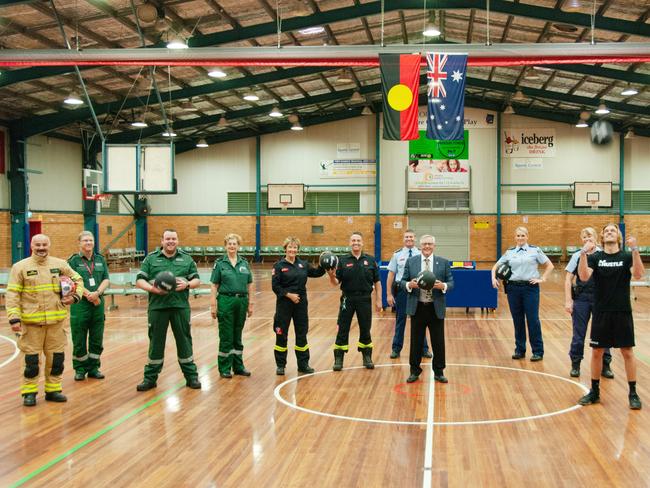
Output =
[
  {"x1": 143, "y1": 308, "x2": 199, "y2": 383},
  {"x1": 217, "y1": 294, "x2": 248, "y2": 375},
  {"x1": 70, "y1": 299, "x2": 105, "y2": 374}
]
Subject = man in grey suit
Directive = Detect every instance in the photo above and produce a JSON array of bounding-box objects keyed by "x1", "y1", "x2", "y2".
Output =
[{"x1": 401, "y1": 234, "x2": 454, "y2": 384}]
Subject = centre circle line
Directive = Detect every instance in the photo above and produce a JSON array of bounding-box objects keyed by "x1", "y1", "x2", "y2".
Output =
[
  {"x1": 0, "y1": 334, "x2": 20, "y2": 369},
  {"x1": 273, "y1": 363, "x2": 590, "y2": 426}
]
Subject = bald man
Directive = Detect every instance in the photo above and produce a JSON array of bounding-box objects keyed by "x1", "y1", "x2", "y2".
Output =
[{"x1": 6, "y1": 234, "x2": 83, "y2": 406}]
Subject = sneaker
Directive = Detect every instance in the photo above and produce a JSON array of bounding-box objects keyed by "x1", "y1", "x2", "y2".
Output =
[
  {"x1": 233, "y1": 368, "x2": 251, "y2": 377},
  {"x1": 186, "y1": 378, "x2": 202, "y2": 389},
  {"x1": 601, "y1": 364, "x2": 614, "y2": 379},
  {"x1": 512, "y1": 352, "x2": 525, "y2": 360},
  {"x1": 570, "y1": 361, "x2": 580, "y2": 378},
  {"x1": 422, "y1": 351, "x2": 433, "y2": 359},
  {"x1": 220, "y1": 372, "x2": 233, "y2": 379},
  {"x1": 74, "y1": 372, "x2": 86, "y2": 381},
  {"x1": 390, "y1": 351, "x2": 399, "y2": 359},
  {"x1": 578, "y1": 390, "x2": 600, "y2": 406},
  {"x1": 136, "y1": 381, "x2": 157, "y2": 391},
  {"x1": 629, "y1": 393, "x2": 642, "y2": 410},
  {"x1": 87, "y1": 370, "x2": 105, "y2": 379},
  {"x1": 530, "y1": 354, "x2": 543, "y2": 362}
]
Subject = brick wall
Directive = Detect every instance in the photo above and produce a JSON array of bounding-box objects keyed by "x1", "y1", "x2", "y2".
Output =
[
  {"x1": 147, "y1": 216, "x2": 257, "y2": 251},
  {"x1": 36, "y1": 212, "x2": 84, "y2": 259},
  {"x1": 469, "y1": 215, "x2": 497, "y2": 262},
  {"x1": 97, "y1": 215, "x2": 136, "y2": 251},
  {"x1": 0, "y1": 211, "x2": 10, "y2": 267}
]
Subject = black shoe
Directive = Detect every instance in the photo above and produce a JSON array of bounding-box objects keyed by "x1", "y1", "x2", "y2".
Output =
[
  {"x1": 578, "y1": 390, "x2": 600, "y2": 406},
  {"x1": 333, "y1": 350, "x2": 344, "y2": 371},
  {"x1": 530, "y1": 354, "x2": 543, "y2": 362},
  {"x1": 136, "y1": 381, "x2": 157, "y2": 391},
  {"x1": 512, "y1": 352, "x2": 525, "y2": 360},
  {"x1": 87, "y1": 370, "x2": 105, "y2": 379},
  {"x1": 74, "y1": 372, "x2": 86, "y2": 381},
  {"x1": 422, "y1": 351, "x2": 433, "y2": 359},
  {"x1": 234, "y1": 368, "x2": 251, "y2": 377},
  {"x1": 406, "y1": 374, "x2": 419, "y2": 383},
  {"x1": 433, "y1": 370, "x2": 448, "y2": 383},
  {"x1": 276, "y1": 367, "x2": 285, "y2": 375},
  {"x1": 186, "y1": 378, "x2": 202, "y2": 389},
  {"x1": 361, "y1": 349, "x2": 374, "y2": 369},
  {"x1": 390, "y1": 350, "x2": 399, "y2": 359},
  {"x1": 220, "y1": 372, "x2": 233, "y2": 379},
  {"x1": 629, "y1": 393, "x2": 642, "y2": 410},
  {"x1": 570, "y1": 361, "x2": 580, "y2": 378},
  {"x1": 298, "y1": 366, "x2": 315, "y2": 374},
  {"x1": 601, "y1": 364, "x2": 614, "y2": 379},
  {"x1": 22, "y1": 393, "x2": 36, "y2": 407},
  {"x1": 45, "y1": 391, "x2": 67, "y2": 402}
]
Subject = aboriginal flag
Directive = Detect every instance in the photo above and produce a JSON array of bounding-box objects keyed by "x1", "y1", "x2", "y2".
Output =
[{"x1": 380, "y1": 54, "x2": 421, "y2": 140}]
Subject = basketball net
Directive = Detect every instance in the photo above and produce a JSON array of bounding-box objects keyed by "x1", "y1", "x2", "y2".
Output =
[
  {"x1": 97, "y1": 194, "x2": 113, "y2": 209},
  {"x1": 280, "y1": 203, "x2": 289, "y2": 211},
  {"x1": 588, "y1": 199, "x2": 598, "y2": 210}
]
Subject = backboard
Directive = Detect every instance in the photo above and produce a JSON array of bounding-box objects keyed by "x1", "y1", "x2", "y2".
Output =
[
  {"x1": 267, "y1": 184, "x2": 305, "y2": 209},
  {"x1": 573, "y1": 181, "x2": 612, "y2": 208},
  {"x1": 103, "y1": 143, "x2": 175, "y2": 194}
]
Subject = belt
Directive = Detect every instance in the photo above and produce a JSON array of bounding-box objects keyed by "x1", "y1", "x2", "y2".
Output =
[
  {"x1": 508, "y1": 280, "x2": 536, "y2": 286},
  {"x1": 219, "y1": 292, "x2": 248, "y2": 297}
]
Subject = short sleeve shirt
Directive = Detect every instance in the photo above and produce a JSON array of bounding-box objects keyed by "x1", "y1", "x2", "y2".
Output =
[
  {"x1": 210, "y1": 255, "x2": 253, "y2": 294},
  {"x1": 587, "y1": 250, "x2": 633, "y2": 312},
  {"x1": 68, "y1": 252, "x2": 109, "y2": 294},
  {"x1": 387, "y1": 247, "x2": 421, "y2": 281},
  {"x1": 137, "y1": 249, "x2": 199, "y2": 310},
  {"x1": 565, "y1": 248, "x2": 601, "y2": 290},
  {"x1": 335, "y1": 253, "x2": 380, "y2": 295},
  {"x1": 496, "y1": 244, "x2": 549, "y2": 281}
]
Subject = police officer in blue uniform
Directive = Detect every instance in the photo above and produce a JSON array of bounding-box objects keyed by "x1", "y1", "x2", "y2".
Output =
[
  {"x1": 386, "y1": 229, "x2": 431, "y2": 359},
  {"x1": 492, "y1": 227, "x2": 554, "y2": 361}
]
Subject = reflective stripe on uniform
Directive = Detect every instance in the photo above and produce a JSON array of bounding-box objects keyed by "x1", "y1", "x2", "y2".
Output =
[
  {"x1": 7, "y1": 307, "x2": 21, "y2": 316},
  {"x1": 178, "y1": 356, "x2": 194, "y2": 364},
  {"x1": 20, "y1": 384, "x2": 38, "y2": 394},
  {"x1": 333, "y1": 344, "x2": 349, "y2": 351},
  {"x1": 218, "y1": 351, "x2": 229, "y2": 357},
  {"x1": 20, "y1": 284, "x2": 60, "y2": 293},
  {"x1": 294, "y1": 344, "x2": 310, "y2": 352},
  {"x1": 274, "y1": 345, "x2": 289, "y2": 352},
  {"x1": 73, "y1": 354, "x2": 89, "y2": 361},
  {"x1": 357, "y1": 342, "x2": 374, "y2": 349},
  {"x1": 20, "y1": 310, "x2": 67, "y2": 323},
  {"x1": 44, "y1": 382, "x2": 62, "y2": 393},
  {"x1": 231, "y1": 349, "x2": 243, "y2": 355},
  {"x1": 88, "y1": 353, "x2": 100, "y2": 359},
  {"x1": 7, "y1": 283, "x2": 24, "y2": 292},
  {"x1": 147, "y1": 358, "x2": 164, "y2": 365}
]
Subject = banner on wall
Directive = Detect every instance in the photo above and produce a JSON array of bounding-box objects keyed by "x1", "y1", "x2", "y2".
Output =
[
  {"x1": 407, "y1": 159, "x2": 470, "y2": 191},
  {"x1": 409, "y1": 130, "x2": 469, "y2": 159},
  {"x1": 418, "y1": 107, "x2": 495, "y2": 130},
  {"x1": 320, "y1": 159, "x2": 376, "y2": 179},
  {"x1": 503, "y1": 128, "x2": 556, "y2": 157}
]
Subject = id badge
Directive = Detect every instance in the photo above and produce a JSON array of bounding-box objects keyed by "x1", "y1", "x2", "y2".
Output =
[{"x1": 88, "y1": 277, "x2": 96, "y2": 287}]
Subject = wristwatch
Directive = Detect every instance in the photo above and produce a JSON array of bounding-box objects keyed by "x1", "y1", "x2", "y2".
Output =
[{"x1": 630, "y1": 246, "x2": 639, "y2": 252}]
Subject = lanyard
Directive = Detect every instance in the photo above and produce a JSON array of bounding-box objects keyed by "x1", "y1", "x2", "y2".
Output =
[{"x1": 82, "y1": 256, "x2": 95, "y2": 276}]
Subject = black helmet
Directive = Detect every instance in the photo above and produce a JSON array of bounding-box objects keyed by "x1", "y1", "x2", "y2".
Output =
[
  {"x1": 495, "y1": 261, "x2": 513, "y2": 281},
  {"x1": 416, "y1": 270, "x2": 436, "y2": 291}
]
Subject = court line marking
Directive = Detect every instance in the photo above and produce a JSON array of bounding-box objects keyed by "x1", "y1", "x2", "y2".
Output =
[
  {"x1": 0, "y1": 335, "x2": 20, "y2": 369},
  {"x1": 7, "y1": 360, "x2": 219, "y2": 488},
  {"x1": 274, "y1": 363, "x2": 589, "y2": 426},
  {"x1": 422, "y1": 368, "x2": 435, "y2": 488}
]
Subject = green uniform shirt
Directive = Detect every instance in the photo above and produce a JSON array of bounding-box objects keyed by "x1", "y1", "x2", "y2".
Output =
[
  {"x1": 210, "y1": 255, "x2": 252, "y2": 294},
  {"x1": 67, "y1": 252, "x2": 110, "y2": 299},
  {"x1": 137, "y1": 249, "x2": 199, "y2": 310}
]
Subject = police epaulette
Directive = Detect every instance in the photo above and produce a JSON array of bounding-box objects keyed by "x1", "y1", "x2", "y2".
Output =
[
  {"x1": 507, "y1": 246, "x2": 515, "y2": 250},
  {"x1": 394, "y1": 248, "x2": 402, "y2": 253},
  {"x1": 529, "y1": 245, "x2": 538, "y2": 248}
]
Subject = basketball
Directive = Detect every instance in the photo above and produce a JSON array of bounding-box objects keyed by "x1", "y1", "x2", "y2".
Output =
[
  {"x1": 154, "y1": 270, "x2": 177, "y2": 292},
  {"x1": 59, "y1": 275, "x2": 77, "y2": 297},
  {"x1": 416, "y1": 270, "x2": 436, "y2": 290},
  {"x1": 495, "y1": 261, "x2": 513, "y2": 281},
  {"x1": 591, "y1": 120, "x2": 613, "y2": 145},
  {"x1": 319, "y1": 251, "x2": 339, "y2": 270}
]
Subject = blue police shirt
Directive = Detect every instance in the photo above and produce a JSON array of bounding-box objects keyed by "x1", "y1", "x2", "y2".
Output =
[
  {"x1": 565, "y1": 247, "x2": 602, "y2": 274},
  {"x1": 388, "y1": 246, "x2": 421, "y2": 281},
  {"x1": 496, "y1": 244, "x2": 549, "y2": 281}
]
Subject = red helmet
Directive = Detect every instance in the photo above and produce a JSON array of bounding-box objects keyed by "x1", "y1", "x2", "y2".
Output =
[{"x1": 59, "y1": 275, "x2": 77, "y2": 297}]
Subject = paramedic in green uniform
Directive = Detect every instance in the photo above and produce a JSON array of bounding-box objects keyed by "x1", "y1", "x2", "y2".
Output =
[
  {"x1": 135, "y1": 229, "x2": 202, "y2": 391},
  {"x1": 210, "y1": 233, "x2": 254, "y2": 379},
  {"x1": 68, "y1": 231, "x2": 110, "y2": 381}
]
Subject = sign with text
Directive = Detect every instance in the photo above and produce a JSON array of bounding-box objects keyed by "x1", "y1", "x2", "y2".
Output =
[
  {"x1": 407, "y1": 159, "x2": 470, "y2": 191},
  {"x1": 409, "y1": 130, "x2": 469, "y2": 159},
  {"x1": 336, "y1": 143, "x2": 361, "y2": 159},
  {"x1": 319, "y1": 159, "x2": 376, "y2": 179},
  {"x1": 512, "y1": 159, "x2": 544, "y2": 170},
  {"x1": 418, "y1": 106, "x2": 496, "y2": 130},
  {"x1": 503, "y1": 128, "x2": 556, "y2": 157}
]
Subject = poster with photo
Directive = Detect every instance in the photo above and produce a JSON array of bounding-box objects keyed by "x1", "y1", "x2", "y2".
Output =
[{"x1": 407, "y1": 159, "x2": 470, "y2": 191}]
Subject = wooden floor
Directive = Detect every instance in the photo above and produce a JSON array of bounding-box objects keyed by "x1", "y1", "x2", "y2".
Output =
[{"x1": 1, "y1": 265, "x2": 649, "y2": 487}]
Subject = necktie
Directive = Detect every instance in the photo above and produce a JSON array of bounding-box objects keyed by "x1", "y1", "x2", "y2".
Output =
[
  {"x1": 424, "y1": 258, "x2": 432, "y2": 301},
  {"x1": 408, "y1": 248, "x2": 412, "y2": 258}
]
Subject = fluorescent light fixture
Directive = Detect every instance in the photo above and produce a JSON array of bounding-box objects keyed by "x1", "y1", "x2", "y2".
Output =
[
  {"x1": 361, "y1": 106, "x2": 373, "y2": 116},
  {"x1": 291, "y1": 122, "x2": 303, "y2": 131},
  {"x1": 166, "y1": 36, "x2": 188, "y2": 49},
  {"x1": 621, "y1": 86, "x2": 638, "y2": 96},
  {"x1": 64, "y1": 92, "x2": 84, "y2": 105},
  {"x1": 299, "y1": 26, "x2": 325, "y2": 35},
  {"x1": 349, "y1": 91, "x2": 364, "y2": 103},
  {"x1": 625, "y1": 129, "x2": 635, "y2": 139},
  {"x1": 595, "y1": 103, "x2": 610, "y2": 115},
  {"x1": 269, "y1": 106, "x2": 283, "y2": 118},
  {"x1": 243, "y1": 92, "x2": 259, "y2": 101},
  {"x1": 207, "y1": 68, "x2": 227, "y2": 78},
  {"x1": 162, "y1": 131, "x2": 177, "y2": 137},
  {"x1": 131, "y1": 120, "x2": 148, "y2": 128},
  {"x1": 504, "y1": 104, "x2": 515, "y2": 114},
  {"x1": 334, "y1": 70, "x2": 353, "y2": 84},
  {"x1": 533, "y1": 66, "x2": 553, "y2": 72},
  {"x1": 423, "y1": 25, "x2": 441, "y2": 37},
  {"x1": 575, "y1": 121, "x2": 588, "y2": 128},
  {"x1": 196, "y1": 138, "x2": 209, "y2": 147},
  {"x1": 563, "y1": 0, "x2": 581, "y2": 12}
]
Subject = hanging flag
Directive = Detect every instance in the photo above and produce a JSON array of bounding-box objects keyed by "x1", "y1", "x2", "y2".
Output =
[
  {"x1": 380, "y1": 54, "x2": 421, "y2": 140},
  {"x1": 426, "y1": 53, "x2": 468, "y2": 141}
]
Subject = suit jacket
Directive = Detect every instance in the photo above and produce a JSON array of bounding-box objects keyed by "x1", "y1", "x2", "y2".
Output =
[{"x1": 400, "y1": 254, "x2": 454, "y2": 319}]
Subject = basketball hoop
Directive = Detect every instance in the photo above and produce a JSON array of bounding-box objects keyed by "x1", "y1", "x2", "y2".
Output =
[
  {"x1": 96, "y1": 194, "x2": 113, "y2": 209},
  {"x1": 588, "y1": 199, "x2": 599, "y2": 210},
  {"x1": 280, "y1": 202, "x2": 289, "y2": 212}
]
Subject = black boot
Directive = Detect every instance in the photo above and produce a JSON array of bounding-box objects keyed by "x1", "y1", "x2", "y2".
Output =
[
  {"x1": 22, "y1": 393, "x2": 37, "y2": 407},
  {"x1": 298, "y1": 363, "x2": 315, "y2": 374},
  {"x1": 45, "y1": 391, "x2": 67, "y2": 402},
  {"x1": 361, "y1": 349, "x2": 374, "y2": 369},
  {"x1": 570, "y1": 360, "x2": 581, "y2": 378},
  {"x1": 333, "y1": 349, "x2": 345, "y2": 371},
  {"x1": 601, "y1": 357, "x2": 614, "y2": 379}
]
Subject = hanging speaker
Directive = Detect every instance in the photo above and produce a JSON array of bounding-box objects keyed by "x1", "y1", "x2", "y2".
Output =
[{"x1": 590, "y1": 120, "x2": 613, "y2": 145}]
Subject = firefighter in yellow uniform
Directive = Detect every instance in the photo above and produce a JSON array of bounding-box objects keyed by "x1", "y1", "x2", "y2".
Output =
[{"x1": 6, "y1": 234, "x2": 84, "y2": 406}]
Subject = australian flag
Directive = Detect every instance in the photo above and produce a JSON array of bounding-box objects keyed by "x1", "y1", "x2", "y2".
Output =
[{"x1": 426, "y1": 53, "x2": 468, "y2": 141}]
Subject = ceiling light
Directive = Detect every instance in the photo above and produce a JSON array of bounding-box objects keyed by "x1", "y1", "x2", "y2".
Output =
[
  {"x1": 361, "y1": 106, "x2": 373, "y2": 116},
  {"x1": 180, "y1": 99, "x2": 198, "y2": 112},
  {"x1": 349, "y1": 91, "x2": 364, "y2": 103},
  {"x1": 621, "y1": 86, "x2": 638, "y2": 96},
  {"x1": 208, "y1": 68, "x2": 227, "y2": 79},
  {"x1": 533, "y1": 66, "x2": 553, "y2": 72},
  {"x1": 243, "y1": 92, "x2": 259, "y2": 102},
  {"x1": 504, "y1": 104, "x2": 515, "y2": 114},
  {"x1": 166, "y1": 36, "x2": 188, "y2": 49},
  {"x1": 575, "y1": 121, "x2": 588, "y2": 128},
  {"x1": 269, "y1": 106, "x2": 283, "y2": 118},
  {"x1": 563, "y1": 0, "x2": 581, "y2": 12},
  {"x1": 131, "y1": 120, "x2": 148, "y2": 128},
  {"x1": 595, "y1": 103, "x2": 610, "y2": 115},
  {"x1": 524, "y1": 71, "x2": 540, "y2": 81},
  {"x1": 217, "y1": 116, "x2": 227, "y2": 128},
  {"x1": 625, "y1": 129, "x2": 635, "y2": 139},
  {"x1": 196, "y1": 138, "x2": 209, "y2": 148},
  {"x1": 298, "y1": 26, "x2": 325, "y2": 35},
  {"x1": 423, "y1": 25, "x2": 441, "y2": 37},
  {"x1": 291, "y1": 122, "x2": 303, "y2": 131},
  {"x1": 136, "y1": 2, "x2": 158, "y2": 23},
  {"x1": 64, "y1": 92, "x2": 84, "y2": 105},
  {"x1": 334, "y1": 70, "x2": 353, "y2": 84},
  {"x1": 162, "y1": 131, "x2": 177, "y2": 137},
  {"x1": 287, "y1": 114, "x2": 299, "y2": 124},
  {"x1": 512, "y1": 90, "x2": 525, "y2": 101}
]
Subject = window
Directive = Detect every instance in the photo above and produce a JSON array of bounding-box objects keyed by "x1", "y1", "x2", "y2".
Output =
[
  {"x1": 516, "y1": 191, "x2": 650, "y2": 213},
  {"x1": 311, "y1": 225, "x2": 324, "y2": 234},
  {"x1": 197, "y1": 225, "x2": 209, "y2": 234},
  {"x1": 227, "y1": 192, "x2": 361, "y2": 214}
]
